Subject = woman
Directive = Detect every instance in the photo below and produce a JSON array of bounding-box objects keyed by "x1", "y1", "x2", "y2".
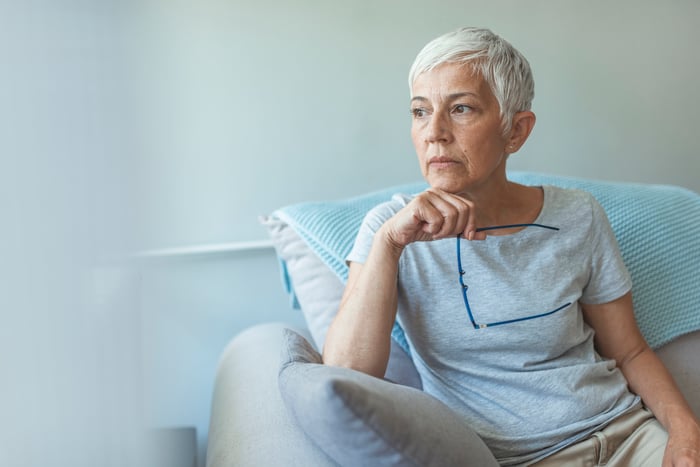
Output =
[{"x1": 323, "y1": 27, "x2": 700, "y2": 466}]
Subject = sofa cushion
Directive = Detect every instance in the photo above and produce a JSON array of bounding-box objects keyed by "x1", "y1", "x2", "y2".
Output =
[
  {"x1": 278, "y1": 328, "x2": 499, "y2": 467},
  {"x1": 207, "y1": 324, "x2": 338, "y2": 466}
]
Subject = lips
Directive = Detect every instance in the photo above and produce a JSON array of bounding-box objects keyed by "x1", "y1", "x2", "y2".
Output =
[{"x1": 428, "y1": 156, "x2": 459, "y2": 168}]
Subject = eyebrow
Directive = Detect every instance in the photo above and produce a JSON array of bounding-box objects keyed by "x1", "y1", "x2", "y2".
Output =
[{"x1": 410, "y1": 92, "x2": 480, "y2": 104}]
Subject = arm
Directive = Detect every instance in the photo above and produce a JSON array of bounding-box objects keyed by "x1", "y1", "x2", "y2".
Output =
[
  {"x1": 322, "y1": 236, "x2": 401, "y2": 378},
  {"x1": 323, "y1": 188, "x2": 483, "y2": 378},
  {"x1": 583, "y1": 292, "x2": 700, "y2": 466}
]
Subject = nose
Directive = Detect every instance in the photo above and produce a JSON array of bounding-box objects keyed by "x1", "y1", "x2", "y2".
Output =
[{"x1": 425, "y1": 111, "x2": 451, "y2": 143}]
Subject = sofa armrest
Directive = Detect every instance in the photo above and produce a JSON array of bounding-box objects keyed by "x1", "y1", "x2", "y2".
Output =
[
  {"x1": 206, "y1": 324, "x2": 700, "y2": 467},
  {"x1": 656, "y1": 330, "x2": 700, "y2": 418},
  {"x1": 206, "y1": 322, "x2": 337, "y2": 467}
]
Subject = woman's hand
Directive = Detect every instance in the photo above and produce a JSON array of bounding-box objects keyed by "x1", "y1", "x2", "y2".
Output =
[
  {"x1": 663, "y1": 426, "x2": 700, "y2": 466},
  {"x1": 381, "y1": 188, "x2": 486, "y2": 249}
]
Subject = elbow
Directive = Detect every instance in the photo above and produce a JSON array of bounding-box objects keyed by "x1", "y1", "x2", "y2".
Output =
[
  {"x1": 322, "y1": 346, "x2": 388, "y2": 379},
  {"x1": 617, "y1": 342, "x2": 652, "y2": 372}
]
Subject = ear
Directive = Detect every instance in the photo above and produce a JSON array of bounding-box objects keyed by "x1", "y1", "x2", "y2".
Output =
[{"x1": 505, "y1": 111, "x2": 536, "y2": 154}]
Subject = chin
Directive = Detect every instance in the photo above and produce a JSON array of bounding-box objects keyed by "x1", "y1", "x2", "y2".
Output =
[{"x1": 426, "y1": 177, "x2": 467, "y2": 194}]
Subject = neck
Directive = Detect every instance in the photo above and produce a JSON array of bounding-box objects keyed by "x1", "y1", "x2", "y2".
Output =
[{"x1": 457, "y1": 178, "x2": 542, "y2": 229}]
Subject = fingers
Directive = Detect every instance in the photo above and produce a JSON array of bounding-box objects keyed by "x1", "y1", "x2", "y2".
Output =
[
  {"x1": 413, "y1": 188, "x2": 479, "y2": 241},
  {"x1": 385, "y1": 188, "x2": 486, "y2": 247},
  {"x1": 471, "y1": 230, "x2": 488, "y2": 241}
]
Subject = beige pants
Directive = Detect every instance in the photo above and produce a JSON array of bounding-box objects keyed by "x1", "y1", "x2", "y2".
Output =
[{"x1": 531, "y1": 407, "x2": 668, "y2": 466}]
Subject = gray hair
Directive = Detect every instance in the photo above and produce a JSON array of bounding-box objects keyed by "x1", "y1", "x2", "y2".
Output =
[{"x1": 408, "y1": 27, "x2": 535, "y2": 135}]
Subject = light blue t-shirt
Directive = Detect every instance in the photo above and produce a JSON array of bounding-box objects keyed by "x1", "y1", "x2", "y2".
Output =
[{"x1": 347, "y1": 185, "x2": 640, "y2": 466}]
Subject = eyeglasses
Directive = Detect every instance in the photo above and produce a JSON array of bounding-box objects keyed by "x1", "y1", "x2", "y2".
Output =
[{"x1": 456, "y1": 223, "x2": 572, "y2": 330}]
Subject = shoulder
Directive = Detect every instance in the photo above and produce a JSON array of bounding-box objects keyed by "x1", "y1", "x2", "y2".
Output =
[
  {"x1": 542, "y1": 185, "x2": 606, "y2": 225},
  {"x1": 544, "y1": 185, "x2": 598, "y2": 210},
  {"x1": 543, "y1": 186, "x2": 614, "y2": 252}
]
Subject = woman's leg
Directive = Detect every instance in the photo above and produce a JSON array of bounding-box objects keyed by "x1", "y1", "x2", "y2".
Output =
[{"x1": 531, "y1": 407, "x2": 667, "y2": 466}]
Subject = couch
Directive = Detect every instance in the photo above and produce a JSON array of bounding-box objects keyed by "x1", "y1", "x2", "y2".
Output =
[{"x1": 206, "y1": 172, "x2": 700, "y2": 467}]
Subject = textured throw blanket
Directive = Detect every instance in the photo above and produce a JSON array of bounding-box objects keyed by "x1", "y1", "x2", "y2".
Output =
[{"x1": 273, "y1": 171, "x2": 700, "y2": 350}]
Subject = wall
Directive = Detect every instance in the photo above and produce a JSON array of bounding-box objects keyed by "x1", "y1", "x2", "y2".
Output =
[
  {"x1": 131, "y1": 4, "x2": 699, "y2": 461},
  {"x1": 2, "y1": 1, "x2": 698, "y2": 466},
  {"x1": 130, "y1": 0, "x2": 700, "y2": 250},
  {"x1": 0, "y1": 2, "x2": 146, "y2": 466}
]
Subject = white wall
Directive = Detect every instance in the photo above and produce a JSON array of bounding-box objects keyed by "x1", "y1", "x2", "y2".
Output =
[
  {"x1": 0, "y1": 2, "x2": 146, "y2": 466},
  {"x1": 132, "y1": 2, "x2": 700, "y2": 465},
  {"x1": 3, "y1": 1, "x2": 698, "y2": 466},
  {"x1": 130, "y1": 0, "x2": 700, "y2": 250}
]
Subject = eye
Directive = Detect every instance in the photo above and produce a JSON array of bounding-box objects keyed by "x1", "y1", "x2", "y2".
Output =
[
  {"x1": 411, "y1": 107, "x2": 429, "y2": 118},
  {"x1": 452, "y1": 104, "x2": 472, "y2": 114}
]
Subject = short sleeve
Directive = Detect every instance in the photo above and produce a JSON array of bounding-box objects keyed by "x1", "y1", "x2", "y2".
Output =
[
  {"x1": 346, "y1": 194, "x2": 413, "y2": 266},
  {"x1": 580, "y1": 195, "x2": 633, "y2": 305}
]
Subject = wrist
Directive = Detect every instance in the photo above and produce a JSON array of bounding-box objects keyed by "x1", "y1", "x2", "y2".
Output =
[
  {"x1": 663, "y1": 406, "x2": 700, "y2": 438},
  {"x1": 376, "y1": 224, "x2": 407, "y2": 259}
]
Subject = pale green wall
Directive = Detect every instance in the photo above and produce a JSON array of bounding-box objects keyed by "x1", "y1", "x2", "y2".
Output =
[
  {"x1": 1, "y1": 2, "x2": 144, "y2": 466},
  {"x1": 130, "y1": 0, "x2": 700, "y2": 250},
  {"x1": 132, "y1": 2, "x2": 700, "y2": 464}
]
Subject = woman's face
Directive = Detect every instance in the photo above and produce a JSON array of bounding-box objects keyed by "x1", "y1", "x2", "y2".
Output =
[{"x1": 410, "y1": 62, "x2": 509, "y2": 195}]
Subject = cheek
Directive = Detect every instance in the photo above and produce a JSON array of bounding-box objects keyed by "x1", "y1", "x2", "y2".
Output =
[
  {"x1": 457, "y1": 129, "x2": 497, "y2": 152},
  {"x1": 410, "y1": 127, "x2": 423, "y2": 151},
  {"x1": 411, "y1": 121, "x2": 427, "y2": 142}
]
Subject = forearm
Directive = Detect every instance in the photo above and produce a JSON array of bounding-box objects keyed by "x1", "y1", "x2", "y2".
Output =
[
  {"x1": 620, "y1": 345, "x2": 700, "y2": 440},
  {"x1": 585, "y1": 293, "x2": 700, "y2": 463},
  {"x1": 322, "y1": 227, "x2": 404, "y2": 378},
  {"x1": 323, "y1": 188, "x2": 480, "y2": 377}
]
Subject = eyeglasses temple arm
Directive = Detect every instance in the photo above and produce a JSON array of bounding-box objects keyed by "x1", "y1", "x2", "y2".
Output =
[
  {"x1": 456, "y1": 236, "x2": 480, "y2": 330},
  {"x1": 475, "y1": 223, "x2": 560, "y2": 233}
]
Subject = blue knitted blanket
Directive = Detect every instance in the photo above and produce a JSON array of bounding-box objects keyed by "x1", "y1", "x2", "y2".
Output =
[{"x1": 273, "y1": 172, "x2": 700, "y2": 350}]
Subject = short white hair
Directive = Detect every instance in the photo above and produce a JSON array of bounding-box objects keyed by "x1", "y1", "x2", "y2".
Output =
[{"x1": 408, "y1": 27, "x2": 535, "y2": 135}]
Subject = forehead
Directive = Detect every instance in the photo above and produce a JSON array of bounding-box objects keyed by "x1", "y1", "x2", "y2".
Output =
[{"x1": 411, "y1": 62, "x2": 492, "y2": 100}]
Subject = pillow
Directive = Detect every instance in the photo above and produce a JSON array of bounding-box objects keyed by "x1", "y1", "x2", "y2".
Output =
[
  {"x1": 261, "y1": 215, "x2": 422, "y2": 389},
  {"x1": 265, "y1": 172, "x2": 700, "y2": 350},
  {"x1": 261, "y1": 215, "x2": 344, "y2": 348},
  {"x1": 278, "y1": 328, "x2": 499, "y2": 467}
]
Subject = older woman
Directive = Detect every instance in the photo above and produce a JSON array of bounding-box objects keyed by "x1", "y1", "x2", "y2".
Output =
[{"x1": 323, "y1": 27, "x2": 700, "y2": 466}]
